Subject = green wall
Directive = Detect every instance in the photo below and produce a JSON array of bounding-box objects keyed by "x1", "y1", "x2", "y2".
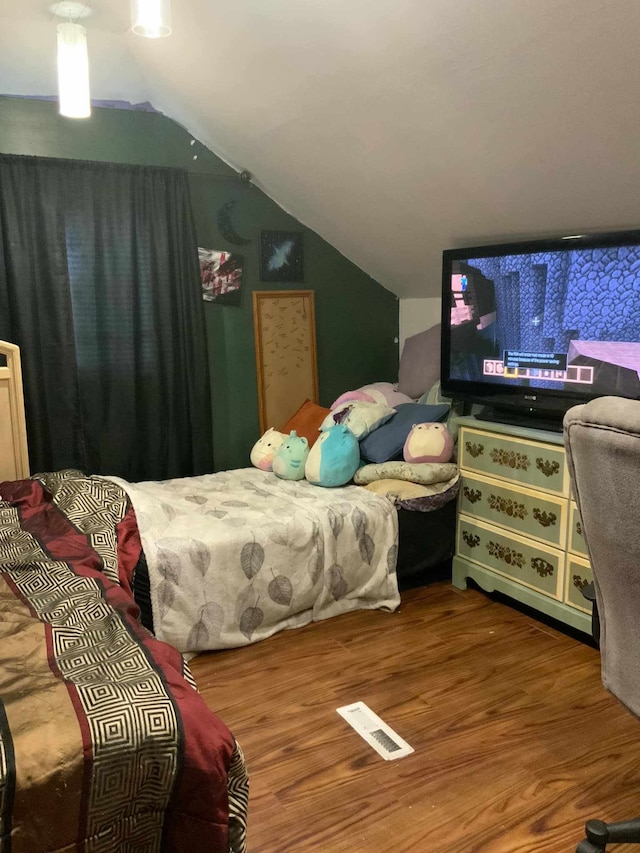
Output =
[{"x1": 0, "y1": 96, "x2": 399, "y2": 471}]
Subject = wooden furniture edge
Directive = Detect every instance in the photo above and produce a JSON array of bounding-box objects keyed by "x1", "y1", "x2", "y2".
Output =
[{"x1": 0, "y1": 341, "x2": 30, "y2": 480}]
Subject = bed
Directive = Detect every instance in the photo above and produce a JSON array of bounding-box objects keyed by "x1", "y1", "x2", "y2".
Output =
[
  {"x1": 0, "y1": 469, "x2": 248, "y2": 852},
  {"x1": 105, "y1": 382, "x2": 459, "y2": 654},
  {"x1": 108, "y1": 467, "x2": 401, "y2": 653},
  {"x1": 0, "y1": 345, "x2": 248, "y2": 852}
]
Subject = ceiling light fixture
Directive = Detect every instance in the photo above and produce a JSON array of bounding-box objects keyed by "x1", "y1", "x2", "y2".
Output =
[
  {"x1": 52, "y1": 2, "x2": 92, "y2": 119},
  {"x1": 131, "y1": 0, "x2": 172, "y2": 39}
]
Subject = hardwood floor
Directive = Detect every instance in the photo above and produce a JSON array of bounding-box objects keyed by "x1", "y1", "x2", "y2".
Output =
[{"x1": 190, "y1": 582, "x2": 640, "y2": 852}]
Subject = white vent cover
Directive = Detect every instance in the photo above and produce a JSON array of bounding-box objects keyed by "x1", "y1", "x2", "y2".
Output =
[{"x1": 336, "y1": 701, "x2": 414, "y2": 760}]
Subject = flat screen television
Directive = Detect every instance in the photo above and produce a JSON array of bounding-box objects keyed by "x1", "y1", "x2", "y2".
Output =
[{"x1": 440, "y1": 229, "x2": 640, "y2": 430}]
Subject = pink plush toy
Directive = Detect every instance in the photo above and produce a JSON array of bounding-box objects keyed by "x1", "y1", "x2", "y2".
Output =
[{"x1": 403, "y1": 422, "x2": 453, "y2": 463}]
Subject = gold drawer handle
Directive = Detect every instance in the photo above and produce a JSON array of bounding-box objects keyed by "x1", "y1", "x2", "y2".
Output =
[
  {"x1": 532, "y1": 508, "x2": 557, "y2": 528},
  {"x1": 487, "y1": 540, "x2": 525, "y2": 568},
  {"x1": 465, "y1": 441, "x2": 484, "y2": 458},
  {"x1": 488, "y1": 494, "x2": 527, "y2": 520},
  {"x1": 536, "y1": 458, "x2": 560, "y2": 478},
  {"x1": 462, "y1": 530, "x2": 481, "y2": 548},
  {"x1": 531, "y1": 557, "x2": 555, "y2": 578},
  {"x1": 490, "y1": 448, "x2": 530, "y2": 471},
  {"x1": 463, "y1": 486, "x2": 482, "y2": 504}
]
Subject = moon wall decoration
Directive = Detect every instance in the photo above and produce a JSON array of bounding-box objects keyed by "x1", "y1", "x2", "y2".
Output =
[{"x1": 217, "y1": 201, "x2": 251, "y2": 246}]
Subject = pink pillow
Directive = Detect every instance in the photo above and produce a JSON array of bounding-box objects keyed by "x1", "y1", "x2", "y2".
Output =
[
  {"x1": 332, "y1": 383, "x2": 413, "y2": 410},
  {"x1": 330, "y1": 390, "x2": 376, "y2": 409},
  {"x1": 360, "y1": 382, "x2": 414, "y2": 407}
]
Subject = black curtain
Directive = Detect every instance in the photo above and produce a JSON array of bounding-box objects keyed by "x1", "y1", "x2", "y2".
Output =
[{"x1": 0, "y1": 154, "x2": 212, "y2": 481}]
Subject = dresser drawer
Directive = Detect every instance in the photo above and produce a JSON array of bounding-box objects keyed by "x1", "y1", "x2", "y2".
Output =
[
  {"x1": 564, "y1": 554, "x2": 593, "y2": 613},
  {"x1": 459, "y1": 472, "x2": 567, "y2": 548},
  {"x1": 459, "y1": 426, "x2": 569, "y2": 497},
  {"x1": 567, "y1": 501, "x2": 588, "y2": 557},
  {"x1": 457, "y1": 514, "x2": 563, "y2": 599}
]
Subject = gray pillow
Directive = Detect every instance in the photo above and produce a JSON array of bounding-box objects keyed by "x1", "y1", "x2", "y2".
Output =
[{"x1": 397, "y1": 324, "x2": 441, "y2": 399}]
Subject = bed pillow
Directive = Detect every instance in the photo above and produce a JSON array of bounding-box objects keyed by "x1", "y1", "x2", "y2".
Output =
[
  {"x1": 418, "y1": 378, "x2": 451, "y2": 407},
  {"x1": 354, "y1": 460, "x2": 459, "y2": 485},
  {"x1": 279, "y1": 399, "x2": 331, "y2": 448},
  {"x1": 360, "y1": 382, "x2": 414, "y2": 408},
  {"x1": 320, "y1": 400, "x2": 395, "y2": 440},
  {"x1": 361, "y1": 476, "x2": 460, "y2": 513},
  {"x1": 331, "y1": 384, "x2": 413, "y2": 410},
  {"x1": 397, "y1": 324, "x2": 441, "y2": 399},
  {"x1": 331, "y1": 389, "x2": 376, "y2": 409},
  {"x1": 358, "y1": 402, "x2": 450, "y2": 463}
]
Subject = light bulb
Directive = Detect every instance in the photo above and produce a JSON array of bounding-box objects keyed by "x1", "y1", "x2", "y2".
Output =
[{"x1": 131, "y1": 0, "x2": 172, "y2": 38}]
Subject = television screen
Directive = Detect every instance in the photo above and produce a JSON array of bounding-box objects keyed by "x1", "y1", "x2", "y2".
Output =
[{"x1": 441, "y1": 230, "x2": 640, "y2": 428}]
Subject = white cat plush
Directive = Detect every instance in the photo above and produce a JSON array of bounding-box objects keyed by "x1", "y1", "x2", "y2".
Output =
[{"x1": 250, "y1": 428, "x2": 286, "y2": 471}]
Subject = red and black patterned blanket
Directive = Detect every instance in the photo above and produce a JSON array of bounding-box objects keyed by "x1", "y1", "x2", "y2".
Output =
[{"x1": 0, "y1": 470, "x2": 248, "y2": 853}]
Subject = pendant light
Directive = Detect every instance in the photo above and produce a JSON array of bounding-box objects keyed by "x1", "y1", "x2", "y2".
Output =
[
  {"x1": 53, "y1": 2, "x2": 92, "y2": 119},
  {"x1": 131, "y1": 0, "x2": 172, "y2": 39}
]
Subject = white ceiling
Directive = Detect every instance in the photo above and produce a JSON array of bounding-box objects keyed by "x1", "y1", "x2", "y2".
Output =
[{"x1": 2, "y1": 0, "x2": 640, "y2": 299}]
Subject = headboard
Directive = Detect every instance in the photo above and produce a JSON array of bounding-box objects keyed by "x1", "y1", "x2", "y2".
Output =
[{"x1": 0, "y1": 341, "x2": 30, "y2": 481}]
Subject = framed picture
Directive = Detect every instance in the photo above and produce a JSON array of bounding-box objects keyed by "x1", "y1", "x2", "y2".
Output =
[
  {"x1": 260, "y1": 230, "x2": 303, "y2": 282},
  {"x1": 252, "y1": 290, "x2": 318, "y2": 433},
  {"x1": 198, "y1": 247, "x2": 243, "y2": 306}
]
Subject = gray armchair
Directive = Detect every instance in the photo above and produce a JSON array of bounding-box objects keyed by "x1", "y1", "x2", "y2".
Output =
[{"x1": 564, "y1": 396, "x2": 640, "y2": 852}]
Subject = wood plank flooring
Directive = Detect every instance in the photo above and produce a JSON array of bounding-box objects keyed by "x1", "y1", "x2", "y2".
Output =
[{"x1": 190, "y1": 582, "x2": 640, "y2": 852}]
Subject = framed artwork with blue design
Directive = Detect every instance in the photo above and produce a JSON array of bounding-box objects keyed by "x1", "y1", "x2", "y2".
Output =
[{"x1": 260, "y1": 230, "x2": 304, "y2": 282}]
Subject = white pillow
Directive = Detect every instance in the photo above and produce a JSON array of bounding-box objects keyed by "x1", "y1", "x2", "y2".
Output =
[{"x1": 320, "y1": 401, "x2": 395, "y2": 440}]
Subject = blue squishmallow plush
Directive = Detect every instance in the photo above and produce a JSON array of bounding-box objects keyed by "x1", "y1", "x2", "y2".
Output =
[
  {"x1": 305, "y1": 424, "x2": 360, "y2": 487},
  {"x1": 272, "y1": 431, "x2": 309, "y2": 480}
]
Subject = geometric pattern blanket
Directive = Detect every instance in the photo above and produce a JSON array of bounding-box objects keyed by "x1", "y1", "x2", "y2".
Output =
[
  {"x1": 108, "y1": 468, "x2": 401, "y2": 654},
  {"x1": 0, "y1": 470, "x2": 248, "y2": 853}
]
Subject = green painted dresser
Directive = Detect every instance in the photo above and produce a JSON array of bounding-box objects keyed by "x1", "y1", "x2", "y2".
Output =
[{"x1": 452, "y1": 417, "x2": 593, "y2": 634}]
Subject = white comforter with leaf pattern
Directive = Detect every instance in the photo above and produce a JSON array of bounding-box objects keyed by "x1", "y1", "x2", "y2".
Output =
[{"x1": 110, "y1": 468, "x2": 400, "y2": 653}]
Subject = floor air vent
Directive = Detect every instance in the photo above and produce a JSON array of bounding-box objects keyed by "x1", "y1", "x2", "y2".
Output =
[{"x1": 336, "y1": 701, "x2": 414, "y2": 760}]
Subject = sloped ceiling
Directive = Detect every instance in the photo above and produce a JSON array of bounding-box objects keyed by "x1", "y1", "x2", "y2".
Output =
[{"x1": 2, "y1": 0, "x2": 640, "y2": 298}]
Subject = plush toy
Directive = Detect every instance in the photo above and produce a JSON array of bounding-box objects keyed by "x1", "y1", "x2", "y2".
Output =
[
  {"x1": 250, "y1": 428, "x2": 286, "y2": 471},
  {"x1": 272, "y1": 431, "x2": 309, "y2": 480},
  {"x1": 305, "y1": 424, "x2": 360, "y2": 487},
  {"x1": 403, "y1": 422, "x2": 454, "y2": 463}
]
